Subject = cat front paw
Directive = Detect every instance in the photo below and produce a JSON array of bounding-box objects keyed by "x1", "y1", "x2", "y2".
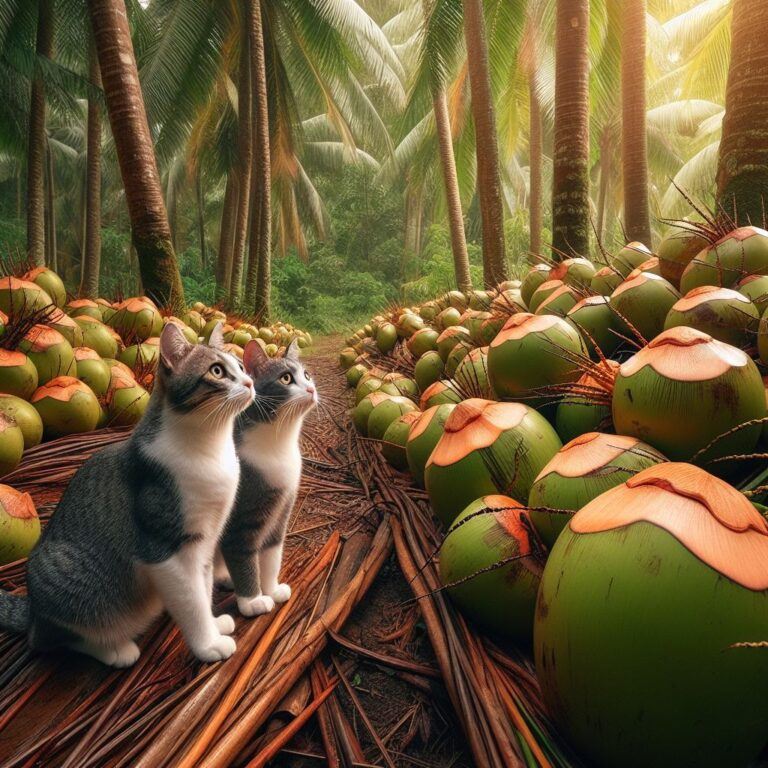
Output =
[
  {"x1": 237, "y1": 594, "x2": 275, "y2": 617},
  {"x1": 192, "y1": 634, "x2": 237, "y2": 663},
  {"x1": 215, "y1": 614, "x2": 236, "y2": 635},
  {"x1": 269, "y1": 583, "x2": 292, "y2": 604}
]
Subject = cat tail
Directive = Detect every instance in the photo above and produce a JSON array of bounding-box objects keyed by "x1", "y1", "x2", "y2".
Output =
[{"x1": 0, "y1": 591, "x2": 29, "y2": 633}]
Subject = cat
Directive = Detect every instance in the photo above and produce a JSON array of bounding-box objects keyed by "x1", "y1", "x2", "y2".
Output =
[
  {"x1": 0, "y1": 322, "x2": 254, "y2": 667},
  {"x1": 217, "y1": 338, "x2": 317, "y2": 617}
]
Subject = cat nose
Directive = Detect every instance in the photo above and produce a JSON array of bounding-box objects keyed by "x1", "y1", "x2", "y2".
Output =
[
  {"x1": 307, "y1": 385, "x2": 315, "y2": 394},
  {"x1": 243, "y1": 378, "x2": 253, "y2": 389}
]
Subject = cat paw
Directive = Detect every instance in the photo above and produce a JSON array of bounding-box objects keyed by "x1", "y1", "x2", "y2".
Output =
[
  {"x1": 215, "y1": 614, "x2": 236, "y2": 635},
  {"x1": 237, "y1": 594, "x2": 275, "y2": 617},
  {"x1": 73, "y1": 638, "x2": 141, "y2": 668},
  {"x1": 192, "y1": 634, "x2": 237, "y2": 663},
  {"x1": 109, "y1": 641, "x2": 142, "y2": 668},
  {"x1": 269, "y1": 583, "x2": 292, "y2": 604}
]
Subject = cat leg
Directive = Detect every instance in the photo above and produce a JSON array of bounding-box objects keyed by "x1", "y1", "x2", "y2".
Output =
[
  {"x1": 143, "y1": 551, "x2": 236, "y2": 663},
  {"x1": 203, "y1": 560, "x2": 235, "y2": 635},
  {"x1": 213, "y1": 549, "x2": 234, "y2": 590},
  {"x1": 68, "y1": 636, "x2": 141, "y2": 668},
  {"x1": 220, "y1": 541, "x2": 276, "y2": 617},
  {"x1": 260, "y1": 543, "x2": 291, "y2": 604}
]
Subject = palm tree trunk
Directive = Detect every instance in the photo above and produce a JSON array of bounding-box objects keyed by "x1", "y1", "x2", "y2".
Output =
[
  {"x1": 621, "y1": 0, "x2": 651, "y2": 245},
  {"x1": 196, "y1": 170, "x2": 207, "y2": 270},
  {"x1": 461, "y1": 0, "x2": 507, "y2": 287},
  {"x1": 716, "y1": 0, "x2": 768, "y2": 225},
  {"x1": 529, "y1": 70, "x2": 543, "y2": 259},
  {"x1": 552, "y1": 0, "x2": 590, "y2": 260},
  {"x1": 228, "y1": 10, "x2": 253, "y2": 307},
  {"x1": 27, "y1": 0, "x2": 53, "y2": 267},
  {"x1": 434, "y1": 89, "x2": 472, "y2": 291},
  {"x1": 596, "y1": 131, "x2": 611, "y2": 245},
  {"x1": 44, "y1": 140, "x2": 57, "y2": 272},
  {"x1": 88, "y1": 0, "x2": 185, "y2": 312},
  {"x1": 80, "y1": 40, "x2": 102, "y2": 298},
  {"x1": 215, "y1": 172, "x2": 237, "y2": 304}
]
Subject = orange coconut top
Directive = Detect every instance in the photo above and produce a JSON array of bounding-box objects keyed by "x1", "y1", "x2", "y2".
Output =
[
  {"x1": 619, "y1": 326, "x2": 749, "y2": 381},
  {"x1": 715, "y1": 225, "x2": 768, "y2": 244},
  {"x1": 569, "y1": 295, "x2": 610, "y2": 313},
  {"x1": 67, "y1": 298, "x2": 99, "y2": 309},
  {"x1": 418, "y1": 381, "x2": 455, "y2": 410},
  {"x1": 620, "y1": 241, "x2": 652, "y2": 256},
  {"x1": 672, "y1": 285, "x2": 751, "y2": 312},
  {"x1": 469, "y1": 494, "x2": 532, "y2": 549},
  {"x1": 0, "y1": 276, "x2": 46, "y2": 295},
  {"x1": 110, "y1": 368, "x2": 139, "y2": 390},
  {"x1": 409, "y1": 404, "x2": 445, "y2": 441},
  {"x1": 611, "y1": 271, "x2": 672, "y2": 298},
  {"x1": 74, "y1": 315, "x2": 106, "y2": 327},
  {"x1": 49, "y1": 308, "x2": 79, "y2": 328},
  {"x1": 73, "y1": 346, "x2": 101, "y2": 362},
  {"x1": 22, "y1": 324, "x2": 67, "y2": 351},
  {"x1": 490, "y1": 313, "x2": 563, "y2": 348},
  {"x1": 0, "y1": 349, "x2": 29, "y2": 367},
  {"x1": 594, "y1": 266, "x2": 619, "y2": 278},
  {"x1": 0, "y1": 485, "x2": 37, "y2": 520},
  {"x1": 31, "y1": 376, "x2": 90, "y2": 403},
  {"x1": 571, "y1": 462, "x2": 768, "y2": 590},
  {"x1": 363, "y1": 392, "x2": 391, "y2": 409},
  {"x1": 532, "y1": 279, "x2": 564, "y2": 297},
  {"x1": 549, "y1": 257, "x2": 592, "y2": 282},
  {"x1": 429, "y1": 399, "x2": 528, "y2": 466},
  {"x1": 536, "y1": 284, "x2": 579, "y2": 312},
  {"x1": 576, "y1": 359, "x2": 620, "y2": 392},
  {"x1": 115, "y1": 297, "x2": 156, "y2": 314},
  {"x1": 436, "y1": 326, "x2": 469, "y2": 342}
]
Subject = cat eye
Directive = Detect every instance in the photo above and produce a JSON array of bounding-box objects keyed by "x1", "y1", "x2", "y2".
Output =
[
  {"x1": 210, "y1": 364, "x2": 225, "y2": 379},
  {"x1": 280, "y1": 373, "x2": 293, "y2": 385},
  {"x1": 304, "y1": 370, "x2": 311, "y2": 380}
]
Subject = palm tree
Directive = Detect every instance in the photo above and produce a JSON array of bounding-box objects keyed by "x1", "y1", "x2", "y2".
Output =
[
  {"x1": 716, "y1": 0, "x2": 768, "y2": 225},
  {"x1": 621, "y1": 0, "x2": 651, "y2": 245},
  {"x1": 551, "y1": 0, "x2": 590, "y2": 259},
  {"x1": 462, "y1": 0, "x2": 507, "y2": 286},
  {"x1": 88, "y1": 0, "x2": 184, "y2": 311}
]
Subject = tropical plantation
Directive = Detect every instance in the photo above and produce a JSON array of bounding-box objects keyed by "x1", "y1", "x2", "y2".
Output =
[{"x1": 0, "y1": 0, "x2": 768, "y2": 766}]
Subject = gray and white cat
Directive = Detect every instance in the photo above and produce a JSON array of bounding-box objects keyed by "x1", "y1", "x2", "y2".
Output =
[
  {"x1": 0, "y1": 323, "x2": 254, "y2": 667},
  {"x1": 217, "y1": 339, "x2": 317, "y2": 617}
]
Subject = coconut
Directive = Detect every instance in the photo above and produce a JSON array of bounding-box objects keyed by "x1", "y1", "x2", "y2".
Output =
[
  {"x1": 487, "y1": 313, "x2": 587, "y2": 406},
  {"x1": 339, "y1": 347, "x2": 357, "y2": 369},
  {"x1": 566, "y1": 295, "x2": 619, "y2": 357},
  {"x1": 345, "y1": 363, "x2": 367, "y2": 388},
  {"x1": 681, "y1": 226, "x2": 768, "y2": 292},
  {"x1": 0, "y1": 277, "x2": 53, "y2": 318},
  {"x1": 381, "y1": 411, "x2": 420, "y2": 470},
  {"x1": 367, "y1": 396, "x2": 419, "y2": 441},
  {"x1": 66, "y1": 298, "x2": 102, "y2": 320},
  {"x1": 48, "y1": 308, "x2": 84, "y2": 348},
  {"x1": 444, "y1": 343, "x2": 471, "y2": 379},
  {"x1": 75, "y1": 316, "x2": 120, "y2": 358},
  {"x1": 490, "y1": 290, "x2": 526, "y2": 318},
  {"x1": 19, "y1": 325, "x2": 76, "y2": 385},
  {"x1": 407, "y1": 328, "x2": 439, "y2": 358},
  {"x1": 224, "y1": 328, "x2": 252, "y2": 348},
  {"x1": 445, "y1": 291, "x2": 468, "y2": 311},
  {"x1": 184, "y1": 310, "x2": 205, "y2": 334},
  {"x1": 107, "y1": 377, "x2": 150, "y2": 427},
  {"x1": 164, "y1": 316, "x2": 198, "y2": 344},
  {"x1": 468, "y1": 290, "x2": 491, "y2": 310},
  {"x1": 612, "y1": 326, "x2": 766, "y2": 463},
  {"x1": 464, "y1": 312, "x2": 492, "y2": 346},
  {"x1": 534, "y1": 283, "x2": 581, "y2": 317},
  {"x1": 418, "y1": 380, "x2": 462, "y2": 410},
  {"x1": 396, "y1": 312, "x2": 424, "y2": 339},
  {"x1": 738, "y1": 274, "x2": 768, "y2": 316},
  {"x1": 22, "y1": 266, "x2": 66, "y2": 307},
  {"x1": 453, "y1": 347, "x2": 489, "y2": 396},
  {"x1": 376, "y1": 323, "x2": 398, "y2": 353},
  {"x1": 414, "y1": 351, "x2": 444, "y2": 392},
  {"x1": 534, "y1": 463, "x2": 768, "y2": 768},
  {"x1": 355, "y1": 376, "x2": 383, "y2": 404},
  {"x1": 440, "y1": 495, "x2": 543, "y2": 644},
  {"x1": 657, "y1": 230, "x2": 710, "y2": 286},
  {"x1": 0, "y1": 394, "x2": 43, "y2": 449},
  {"x1": 478, "y1": 315, "x2": 505, "y2": 347},
  {"x1": 406, "y1": 403, "x2": 456, "y2": 486},
  {"x1": 31, "y1": 376, "x2": 101, "y2": 438},
  {"x1": 628, "y1": 256, "x2": 662, "y2": 276},
  {"x1": 0, "y1": 485, "x2": 40, "y2": 565},
  {"x1": 424, "y1": 399, "x2": 562, "y2": 527},
  {"x1": 609, "y1": 272, "x2": 680, "y2": 342},
  {"x1": 74, "y1": 347, "x2": 111, "y2": 398},
  {"x1": 119, "y1": 339, "x2": 161, "y2": 370},
  {"x1": 664, "y1": 285, "x2": 759, "y2": 348},
  {"x1": 0, "y1": 350, "x2": 38, "y2": 400},
  {"x1": 436, "y1": 327, "x2": 471, "y2": 362},
  {"x1": 436, "y1": 307, "x2": 462, "y2": 330},
  {"x1": 549, "y1": 257, "x2": 596, "y2": 289},
  {"x1": 528, "y1": 432, "x2": 666, "y2": 548},
  {"x1": 611, "y1": 241, "x2": 652, "y2": 278},
  {"x1": 528, "y1": 279, "x2": 564, "y2": 313},
  {"x1": 554, "y1": 360, "x2": 619, "y2": 443},
  {"x1": 0, "y1": 413, "x2": 24, "y2": 476},
  {"x1": 379, "y1": 373, "x2": 418, "y2": 399},
  {"x1": 589, "y1": 265, "x2": 622, "y2": 295},
  {"x1": 109, "y1": 297, "x2": 163, "y2": 342},
  {"x1": 352, "y1": 391, "x2": 392, "y2": 435},
  {"x1": 520, "y1": 264, "x2": 552, "y2": 306}
]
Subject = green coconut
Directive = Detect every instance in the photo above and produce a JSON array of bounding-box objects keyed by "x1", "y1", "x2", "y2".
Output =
[
  {"x1": 407, "y1": 328, "x2": 439, "y2": 358},
  {"x1": 629, "y1": 256, "x2": 662, "y2": 276},
  {"x1": 406, "y1": 403, "x2": 456, "y2": 486},
  {"x1": 612, "y1": 326, "x2": 766, "y2": 464},
  {"x1": 738, "y1": 274, "x2": 768, "y2": 316},
  {"x1": 759, "y1": 308, "x2": 768, "y2": 365},
  {"x1": 0, "y1": 394, "x2": 43, "y2": 449},
  {"x1": 436, "y1": 307, "x2": 462, "y2": 330},
  {"x1": 549, "y1": 257, "x2": 596, "y2": 290},
  {"x1": 418, "y1": 379, "x2": 462, "y2": 410},
  {"x1": 464, "y1": 312, "x2": 492, "y2": 346},
  {"x1": 74, "y1": 347, "x2": 111, "y2": 398},
  {"x1": 528, "y1": 279, "x2": 564, "y2": 313},
  {"x1": 566, "y1": 295, "x2": 619, "y2": 357},
  {"x1": 345, "y1": 364, "x2": 367, "y2": 388},
  {"x1": 453, "y1": 347, "x2": 489, "y2": 396},
  {"x1": 478, "y1": 315, "x2": 505, "y2": 347},
  {"x1": 379, "y1": 373, "x2": 418, "y2": 399},
  {"x1": 107, "y1": 379, "x2": 150, "y2": 427},
  {"x1": 31, "y1": 376, "x2": 101, "y2": 438},
  {"x1": 444, "y1": 343, "x2": 471, "y2": 379},
  {"x1": 487, "y1": 313, "x2": 587, "y2": 406},
  {"x1": 534, "y1": 463, "x2": 768, "y2": 768},
  {"x1": 339, "y1": 347, "x2": 357, "y2": 369},
  {"x1": 19, "y1": 325, "x2": 76, "y2": 385},
  {"x1": 0, "y1": 350, "x2": 38, "y2": 400},
  {"x1": 22, "y1": 266, "x2": 66, "y2": 307},
  {"x1": 376, "y1": 323, "x2": 398, "y2": 354},
  {"x1": 611, "y1": 241, "x2": 653, "y2": 278},
  {"x1": 367, "y1": 396, "x2": 419, "y2": 441},
  {"x1": 0, "y1": 485, "x2": 40, "y2": 565},
  {"x1": 664, "y1": 285, "x2": 759, "y2": 348},
  {"x1": 528, "y1": 432, "x2": 666, "y2": 548},
  {"x1": 48, "y1": 308, "x2": 84, "y2": 348},
  {"x1": 164, "y1": 317, "x2": 198, "y2": 344},
  {"x1": 66, "y1": 299, "x2": 103, "y2": 320},
  {"x1": 681, "y1": 226, "x2": 768, "y2": 292},
  {"x1": 75, "y1": 316, "x2": 120, "y2": 358},
  {"x1": 184, "y1": 310, "x2": 205, "y2": 334},
  {"x1": 109, "y1": 297, "x2": 163, "y2": 342},
  {"x1": 381, "y1": 411, "x2": 420, "y2": 470},
  {"x1": 554, "y1": 360, "x2": 619, "y2": 443},
  {"x1": 610, "y1": 272, "x2": 680, "y2": 341},
  {"x1": 445, "y1": 291, "x2": 468, "y2": 311},
  {"x1": 352, "y1": 391, "x2": 392, "y2": 435},
  {"x1": 589, "y1": 266, "x2": 622, "y2": 295},
  {"x1": 414, "y1": 351, "x2": 444, "y2": 392},
  {"x1": 468, "y1": 290, "x2": 491, "y2": 310},
  {"x1": 224, "y1": 328, "x2": 252, "y2": 348},
  {"x1": 0, "y1": 277, "x2": 53, "y2": 318},
  {"x1": 396, "y1": 312, "x2": 424, "y2": 339},
  {"x1": 425, "y1": 399, "x2": 562, "y2": 527},
  {"x1": 440, "y1": 495, "x2": 543, "y2": 644},
  {"x1": 119, "y1": 340, "x2": 161, "y2": 369},
  {"x1": 435, "y1": 326, "x2": 470, "y2": 363},
  {"x1": 490, "y1": 290, "x2": 526, "y2": 318},
  {"x1": 355, "y1": 376, "x2": 383, "y2": 404},
  {"x1": 0, "y1": 413, "x2": 24, "y2": 476},
  {"x1": 534, "y1": 283, "x2": 581, "y2": 317},
  {"x1": 657, "y1": 230, "x2": 710, "y2": 287},
  {"x1": 520, "y1": 264, "x2": 552, "y2": 307}
]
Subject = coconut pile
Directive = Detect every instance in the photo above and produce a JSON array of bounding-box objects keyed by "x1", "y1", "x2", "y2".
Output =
[
  {"x1": 0, "y1": 266, "x2": 311, "y2": 568},
  {"x1": 338, "y1": 225, "x2": 768, "y2": 768}
]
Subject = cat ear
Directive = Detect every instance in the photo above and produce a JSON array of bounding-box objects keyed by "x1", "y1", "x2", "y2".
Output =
[
  {"x1": 243, "y1": 339, "x2": 270, "y2": 374},
  {"x1": 284, "y1": 339, "x2": 300, "y2": 360},
  {"x1": 208, "y1": 322, "x2": 225, "y2": 350},
  {"x1": 160, "y1": 323, "x2": 193, "y2": 369}
]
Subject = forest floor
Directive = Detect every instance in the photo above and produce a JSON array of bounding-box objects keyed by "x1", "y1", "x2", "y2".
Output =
[{"x1": 0, "y1": 336, "x2": 475, "y2": 768}]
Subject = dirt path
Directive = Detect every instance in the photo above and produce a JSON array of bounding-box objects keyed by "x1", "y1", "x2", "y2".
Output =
[{"x1": 0, "y1": 338, "x2": 472, "y2": 767}]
